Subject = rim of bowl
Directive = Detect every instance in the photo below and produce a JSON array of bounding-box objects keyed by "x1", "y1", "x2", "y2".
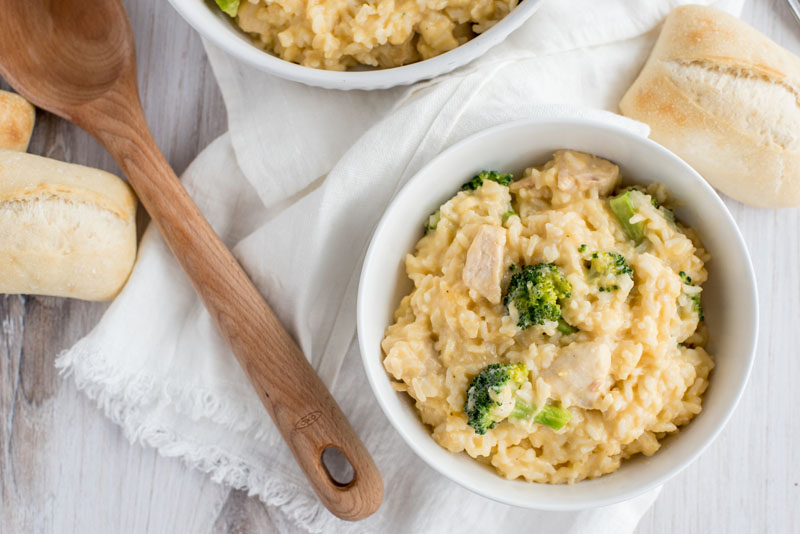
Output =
[
  {"x1": 166, "y1": 0, "x2": 544, "y2": 90},
  {"x1": 357, "y1": 117, "x2": 759, "y2": 510}
]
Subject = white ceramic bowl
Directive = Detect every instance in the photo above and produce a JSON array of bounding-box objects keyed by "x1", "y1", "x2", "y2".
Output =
[
  {"x1": 166, "y1": 0, "x2": 544, "y2": 90},
  {"x1": 357, "y1": 118, "x2": 758, "y2": 510}
]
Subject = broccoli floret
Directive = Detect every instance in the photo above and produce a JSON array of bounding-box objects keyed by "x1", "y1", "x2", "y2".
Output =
[
  {"x1": 583, "y1": 250, "x2": 633, "y2": 292},
  {"x1": 461, "y1": 170, "x2": 513, "y2": 191},
  {"x1": 504, "y1": 263, "x2": 571, "y2": 330},
  {"x1": 679, "y1": 271, "x2": 704, "y2": 322},
  {"x1": 464, "y1": 363, "x2": 528, "y2": 434},
  {"x1": 464, "y1": 363, "x2": 572, "y2": 434},
  {"x1": 424, "y1": 209, "x2": 441, "y2": 233},
  {"x1": 587, "y1": 251, "x2": 632, "y2": 277}
]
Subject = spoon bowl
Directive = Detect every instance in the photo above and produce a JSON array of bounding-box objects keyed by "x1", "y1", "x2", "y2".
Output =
[{"x1": 0, "y1": 0, "x2": 131, "y2": 110}]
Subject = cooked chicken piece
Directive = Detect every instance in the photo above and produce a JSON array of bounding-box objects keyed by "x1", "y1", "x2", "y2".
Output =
[
  {"x1": 542, "y1": 341, "x2": 612, "y2": 409},
  {"x1": 509, "y1": 170, "x2": 544, "y2": 194},
  {"x1": 553, "y1": 150, "x2": 620, "y2": 195},
  {"x1": 462, "y1": 225, "x2": 506, "y2": 304}
]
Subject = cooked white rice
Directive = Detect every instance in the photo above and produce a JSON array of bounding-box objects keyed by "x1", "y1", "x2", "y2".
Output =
[
  {"x1": 381, "y1": 151, "x2": 713, "y2": 483},
  {"x1": 234, "y1": 0, "x2": 518, "y2": 70}
]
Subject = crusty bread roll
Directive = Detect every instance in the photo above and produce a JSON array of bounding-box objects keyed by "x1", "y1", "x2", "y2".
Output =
[
  {"x1": 619, "y1": 5, "x2": 800, "y2": 208},
  {"x1": 0, "y1": 90, "x2": 35, "y2": 152},
  {"x1": 0, "y1": 149, "x2": 137, "y2": 300}
]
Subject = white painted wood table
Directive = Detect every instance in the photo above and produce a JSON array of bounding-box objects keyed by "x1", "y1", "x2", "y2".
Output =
[{"x1": 0, "y1": 1, "x2": 797, "y2": 532}]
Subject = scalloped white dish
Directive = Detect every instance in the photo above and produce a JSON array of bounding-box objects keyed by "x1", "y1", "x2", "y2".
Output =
[{"x1": 166, "y1": 0, "x2": 544, "y2": 90}]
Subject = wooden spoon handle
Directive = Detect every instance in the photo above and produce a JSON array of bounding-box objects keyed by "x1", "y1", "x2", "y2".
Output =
[{"x1": 83, "y1": 89, "x2": 383, "y2": 521}]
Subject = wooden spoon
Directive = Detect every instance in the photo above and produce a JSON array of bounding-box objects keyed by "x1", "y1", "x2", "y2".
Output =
[{"x1": 0, "y1": 0, "x2": 383, "y2": 520}]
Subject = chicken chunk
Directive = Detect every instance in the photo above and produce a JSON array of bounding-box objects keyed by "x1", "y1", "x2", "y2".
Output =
[
  {"x1": 542, "y1": 341, "x2": 612, "y2": 409},
  {"x1": 509, "y1": 169, "x2": 543, "y2": 194},
  {"x1": 553, "y1": 150, "x2": 620, "y2": 196},
  {"x1": 462, "y1": 225, "x2": 506, "y2": 304}
]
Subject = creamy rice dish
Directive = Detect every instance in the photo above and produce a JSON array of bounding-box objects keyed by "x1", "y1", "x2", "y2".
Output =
[
  {"x1": 381, "y1": 150, "x2": 713, "y2": 483},
  {"x1": 215, "y1": 0, "x2": 518, "y2": 70}
]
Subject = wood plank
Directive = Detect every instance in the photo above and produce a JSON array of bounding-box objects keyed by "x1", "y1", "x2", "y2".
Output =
[
  {"x1": 636, "y1": 1, "x2": 800, "y2": 532},
  {"x1": 0, "y1": 0, "x2": 237, "y2": 532}
]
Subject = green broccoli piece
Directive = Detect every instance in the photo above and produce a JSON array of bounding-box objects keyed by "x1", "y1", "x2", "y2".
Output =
[
  {"x1": 509, "y1": 399, "x2": 535, "y2": 420},
  {"x1": 465, "y1": 363, "x2": 571, "y2": 434},
  {"x1": 510, "y1": 400, "x2": 572, "y2": 430},
  {"x1": 556, "y1": 317, "x2": 578, "y2": 335},
  {"x1": 610, "y1": 188, "x2": 677, "y2": 243},
  {"x1": 583, "y1": 250, "x2": 633, "y2": 292},
  {"x1": 464, "y1": 363, "x2": 528, "y2": 434},
  {"x1": 532, "y1": 403, "x2": 572, "y2": 430},
  {"x1": 424, "y1": 209, "x2": 441, "y2": 233},
  {"x1": 504, "y1": 263, "x2": 571, "y2": 330},
  {"x1": 214, "y1": 0, "x2": 240, "y2": 17},
  {"x1": 690, "y1": 294, "x2": 703, "y2": 321},
  {"x1": 588, "y1": 251, "x2": 633, "y2": 277},
  {"x1": 623, "y1": 187, "x2": 661, "y2": 209},
  {"x1": 502, "y1": 209, "x2": 517, "y2": 222},
  {"x1": 609, "y1": 190, "x2": 645, "y2": 244},
  {"x1": 679, "y1": 271, "x2": 704, "y2": 322},
  {"x1": 461, "y1": 170, "x2": 513, "y2": 191}
]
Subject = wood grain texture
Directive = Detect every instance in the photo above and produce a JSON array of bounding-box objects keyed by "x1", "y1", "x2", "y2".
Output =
[
  {"x1": 1, "y1": 0, "x2": 798, "y2": 532},
  {"x1": 0, "y1": 0, "x2": 381, "y2": 523},
  {"x1": 0, "y1": 0, "x2": 240, "y2": 532}
]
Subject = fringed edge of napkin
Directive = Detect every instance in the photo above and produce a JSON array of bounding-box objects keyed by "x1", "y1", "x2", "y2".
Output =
[{"x1": 56, "y1": 341, "x2": 337, "y2": 534}]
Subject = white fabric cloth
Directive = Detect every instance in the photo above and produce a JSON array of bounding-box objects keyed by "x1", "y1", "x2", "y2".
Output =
[{"x1": 58, "y1": 0, "x2": 744, "y2": 532}]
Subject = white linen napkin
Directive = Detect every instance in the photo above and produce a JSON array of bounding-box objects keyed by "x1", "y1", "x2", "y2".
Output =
[{"x1": 58, "y1": 0, "x2": 744, "y2": 532}]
